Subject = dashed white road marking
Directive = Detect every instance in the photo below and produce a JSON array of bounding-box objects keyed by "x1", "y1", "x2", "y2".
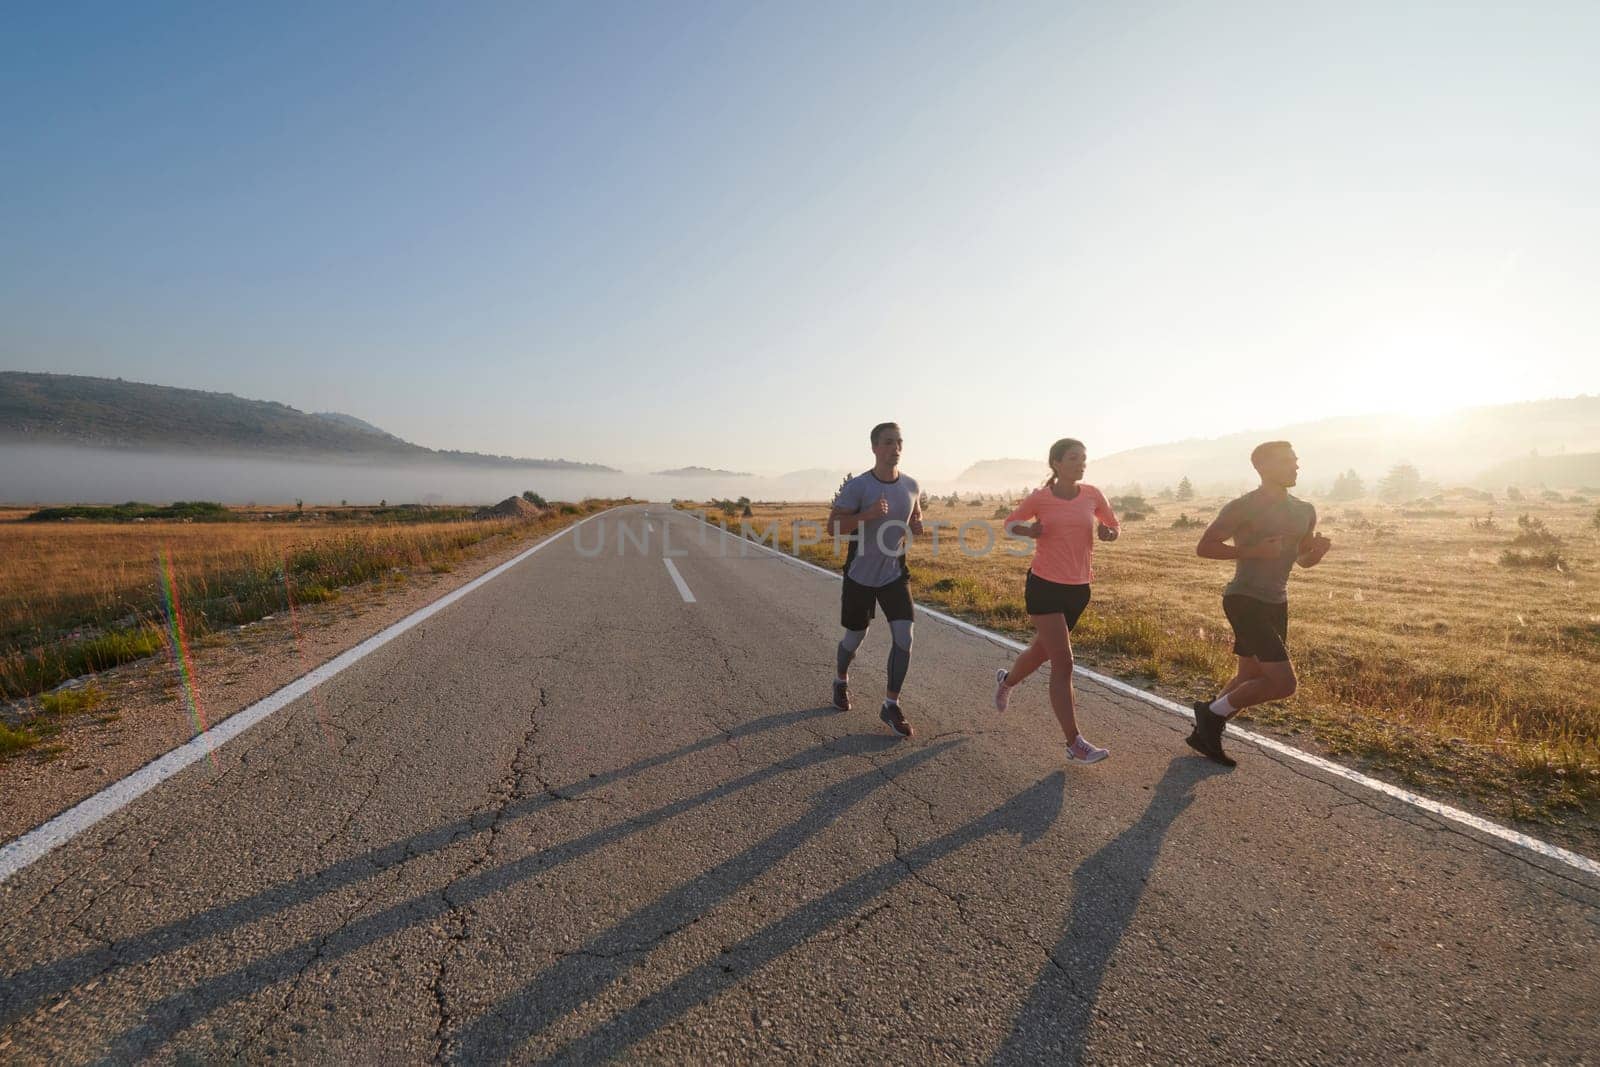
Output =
[{"x1": 663, "y1": 558, "x2": 696, "y2": 603}]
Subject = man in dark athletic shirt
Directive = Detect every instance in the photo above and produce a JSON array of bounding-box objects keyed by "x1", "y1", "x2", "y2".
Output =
[{"x1": 1189, "y1": 441, "x2": 1332, "y2": 766}]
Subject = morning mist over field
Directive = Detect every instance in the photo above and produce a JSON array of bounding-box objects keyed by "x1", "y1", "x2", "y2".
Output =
[
  {"x1": 0, "y1": 444, "x2": 845, "y2": 506},
  {"x1": 4, "y1": 390, "x2": 1597, "y2": 506}
]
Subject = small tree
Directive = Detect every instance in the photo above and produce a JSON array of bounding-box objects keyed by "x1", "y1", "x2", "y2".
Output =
[
  {"x1": 1111, "y1": 494, "x2": 1150, "y2": 521},
  {"x1": 742, "y1": 503, "x2": 753, "y2": 518},
  {"x1": 522, "y1": 490, "x2": 548, "y2": 507},
  {"x1": 1505, "y1": 486, "x2": 1524, "y2": 502},
  {"x1": 1513, "y1": 513, "x2": 1562, "y2": 548},
  {"x1": 1378, "y1": 463, "x2": 1423, "y2": 503},
  {"x1": 1328, "y1": 469, "x2": 1364, "y2": 502},
  {"x1": 1175, "y1": 476, "x2": 1194, "y2": 501}
]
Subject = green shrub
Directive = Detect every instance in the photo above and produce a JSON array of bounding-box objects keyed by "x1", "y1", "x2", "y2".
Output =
[
  {"x1": 38, "y1": 685, "x2": 106, "y2": 717},
  {"x1": 1511, "y1": 514, "x2": 1562, "y2": 548},
  {"x1": 0, "y1": 722, "x2": 39, "y2": 756}
]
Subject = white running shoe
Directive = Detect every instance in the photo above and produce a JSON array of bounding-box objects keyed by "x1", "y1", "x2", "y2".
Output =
[
  {"x1": 1066, "y1": 736, "x2": 1109, "y2": 764},
  {"x1": 994, "y1": 668, "x2": 1012, "y2": 712}
]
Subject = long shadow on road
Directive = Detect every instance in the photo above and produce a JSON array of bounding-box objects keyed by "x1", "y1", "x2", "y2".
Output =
[
  {"x1": 448, "y1": 737, "x2": 967, "y2": 1062},
  {"x1": 532, "y1": 770, "x2": 1068, "y2": 1065},
  {"x1": 9, "y1": 723, "x2": 1221, "y2": 1066},
  {"x1": 993, "y1": 756, "x2": 1229, "y2": 1066},
  {"x1": 89, "y1": 728, "x2": 937, "y2": 1060},
  {"x1": 3, "y1": 710, "x2": 838, "y2": 1036}
]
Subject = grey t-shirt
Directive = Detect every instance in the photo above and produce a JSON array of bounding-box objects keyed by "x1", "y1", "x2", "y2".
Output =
[
  {"x1": 1223, "y1": 489, "x2": 1317, "y2": 604},
  {"x1": 833, "y1": 471, "x2": 921, "y2": 587}
]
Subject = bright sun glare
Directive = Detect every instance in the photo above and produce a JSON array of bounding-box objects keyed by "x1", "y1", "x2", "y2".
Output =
[{"x1": 1366, "y1": 329, "x2": 1499, "y2": 422}]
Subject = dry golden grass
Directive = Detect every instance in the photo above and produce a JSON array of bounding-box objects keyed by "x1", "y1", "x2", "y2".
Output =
[
  {"x1": 688, "y1": 492, "x2": 1600, "y2": 819},
  {"x1": 3, "y1": 518, "x2": 472, "y2": 643},
  {"x1": 0, "y1": 502, "x2": 619, "y2": 703}
]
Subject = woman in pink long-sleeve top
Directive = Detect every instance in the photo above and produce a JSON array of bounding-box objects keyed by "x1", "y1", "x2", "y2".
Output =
[{"x1": 994, "y1": 438, "x2": 1120, "y2": 763}]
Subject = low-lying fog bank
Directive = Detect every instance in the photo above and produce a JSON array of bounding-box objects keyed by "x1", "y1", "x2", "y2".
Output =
[{"x1": 0, "y1": 445, "x2": 853, "y2": 506}]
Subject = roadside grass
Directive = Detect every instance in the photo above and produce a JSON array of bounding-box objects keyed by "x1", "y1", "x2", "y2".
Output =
[
  {"x1": 679, "y1": 495, "x2": 1600, "y2": 821},
  {"x1": 0, "y1": 501, "x2": 621, "y2": 706},
  {"x1": 0, "y1": 684, "x2": 108, "y2": 757}
]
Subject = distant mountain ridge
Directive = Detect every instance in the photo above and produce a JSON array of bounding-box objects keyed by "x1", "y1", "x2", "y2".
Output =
[
  {"x1": 952, "y1": 458, "x2": 1046, "y2": 489},
  {"x1": 311, "y1": 411, "x2": 401, "y2": 441},
  {"x1": 953, "y1": 396, "x2": 1600, "y2": 493},
  {"x1": 654, "y1": 466, "x2": 753, "y2": 477},
  {"x1": 0, "y1": 372, "x2": 619, "y2": 471}
]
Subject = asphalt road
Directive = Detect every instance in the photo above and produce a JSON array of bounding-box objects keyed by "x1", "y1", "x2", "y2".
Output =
[{"x1": 2, "y1": 504, "x2": 1597, "y2": 1064}]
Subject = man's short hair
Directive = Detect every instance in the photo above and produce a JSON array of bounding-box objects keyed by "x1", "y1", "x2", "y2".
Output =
[
  {"x1": 870, "y1": 422, "x2": 901, "y2": 446},
  {"x1": 1251, "y1": 440, "x2": 1292, "y2": 471}
]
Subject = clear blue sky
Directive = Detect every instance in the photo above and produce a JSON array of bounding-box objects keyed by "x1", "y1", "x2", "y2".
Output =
[{"x1": 4, "y1": 1, "x2": 1598, "y2": 476}]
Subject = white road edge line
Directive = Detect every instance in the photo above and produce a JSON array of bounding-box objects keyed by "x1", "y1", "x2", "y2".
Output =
[
  {"x1": 0, "y1": 508, "x2": 620, "y2": 885},
  {"x1": 675, "y1": 509, "x2": 1600, "y2": 881},
  {"x1": 662, "y1": 558, "x2": 696, "y2": 603}
]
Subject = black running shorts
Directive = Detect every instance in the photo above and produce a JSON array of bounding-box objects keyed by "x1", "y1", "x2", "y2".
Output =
[
  {"x1": 1222, "y1": 594, "x2": 1290, "y2": 663},
  {"x1": 841, "y1": 575, "x2": 914, "y2": 631},
  {"x1": 1024, "y1": 571, "x2": 1092, "y2": 630}
]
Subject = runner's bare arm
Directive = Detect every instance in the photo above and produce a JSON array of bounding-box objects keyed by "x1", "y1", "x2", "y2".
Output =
[
  {"x1": 829, "y1": 504, "x2": 862, "y2": 535},
  {"x1": 1297, "y1": 513, "x2": 1332, "y2": 568},
  {"x1": 830, "y1": 493, "x2": 888, "y2": 535},
  {"x1": 1197, "y1": 501, "x2": 1281, "y2": 560},
  {"x1": 1095, "y1": 487, "x2": 1120, "y2": 542}
]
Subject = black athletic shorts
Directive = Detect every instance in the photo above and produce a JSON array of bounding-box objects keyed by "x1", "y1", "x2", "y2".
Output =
[
  {"x1": 1223, "y1": 594, "x2": 1290, "y2": 663},
  {"x1": 841, "y1": 575, "x2": 914, "y2": 631},
  {"x1": 1024, "y1": 571, "x2": 1091, "y2": 630}
]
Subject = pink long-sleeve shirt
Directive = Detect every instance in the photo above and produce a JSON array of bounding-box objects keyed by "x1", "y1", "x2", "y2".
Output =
[{"x1": 1006, "y1": 483, "x2": 1119, "y2": 585}]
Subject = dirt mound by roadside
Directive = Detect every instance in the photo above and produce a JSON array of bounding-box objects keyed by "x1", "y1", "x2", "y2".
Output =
[{"x1": 474, "y1": 496, "x2": 545, "y2": 520}]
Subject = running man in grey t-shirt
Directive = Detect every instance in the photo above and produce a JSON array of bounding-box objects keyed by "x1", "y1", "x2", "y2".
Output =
[
  {"x1": 827, "y1": 421, "x2": 923, "y2": 737},
  {"x1": 1188, "y1": 441, "x2": 1332, "y2": 765}
]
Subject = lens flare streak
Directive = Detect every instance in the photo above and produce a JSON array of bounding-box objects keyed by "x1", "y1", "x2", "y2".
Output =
[{"x1": 157, "y1": 545, "x2": 219, "y2": 770}]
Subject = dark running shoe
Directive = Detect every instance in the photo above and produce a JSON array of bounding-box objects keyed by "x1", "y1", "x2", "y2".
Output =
[
  {"x1": 1185, "y1": 700, "x2": 1208, "y2": 745},
  {"x1": 832, "y1": 679, "x2": 851, "y2": 712},
  {"x1": 879, "y1": 701, "x2": 914, "y2": 738},
  {"x1": 1186, "y1": 701, "x2": 1236, "y2": 767}
]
